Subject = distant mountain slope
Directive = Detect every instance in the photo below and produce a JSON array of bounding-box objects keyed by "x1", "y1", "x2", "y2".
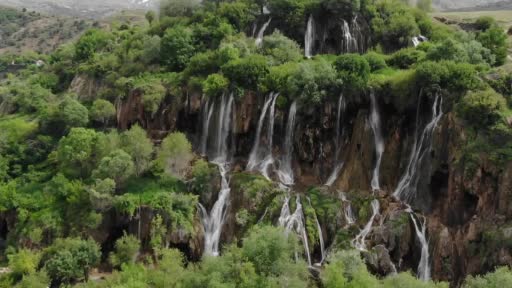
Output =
[
  {"x1": 0, "y1": 5, "x2": 93, "y2": 54},
  {"x1": 433, "y1": 0, "x2": 512, "y2": 11},
  {"x1": 2, "y1": 0, "x2": 157, "y2": 19}
]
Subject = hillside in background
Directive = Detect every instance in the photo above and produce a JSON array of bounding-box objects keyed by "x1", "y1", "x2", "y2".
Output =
[
  {"x1": 0, "y1": 6, "x2": 94, "y2": 54},
  {"x1": 1, "y1": 0, "x2": 156, "y2": 19},
  {"x1": 433, "y1": 0, "x2": 512, "y2": 11}
]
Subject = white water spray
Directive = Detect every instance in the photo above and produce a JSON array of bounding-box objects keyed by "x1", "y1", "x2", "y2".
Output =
[
  {"x1": 279, "y1": 196, "x2": 312, "y2": 266},
  {"x1": 393, "y1": 94, "x2": 443, "y2": 203},
  {"x1": 200, "y1": 100, "x2": 215, "y2": 156},
  {"x1": 247, "y1": 93, "x2": 279, "y2": 179},
  {"x1": 369, "y1": 91, "x2": 384, "y2": 192},
  {"x1": 352, "y1": 199, "x2": 380, "y2": 251},
  {"x1": 198, "y1": 94, "x2": 235, "y2": 256},
  {"x1": 277, "y1": 101, "x2": 297, "y2": 186},
  {"x1": 305, "y1": 15, "x2": 315, "y2": 58},
  {"x1": 325, "y1": 95, "x2": 346, "y2": 186},
  {"x1": 340, "y1": 192, "x2": 356, "y2": 226},
  {"x1": 341, "y1": 19, "x2": 358, "y2": 53},
  {"x1": 255, "y1": 18, "x2": 272, "y2": 47},
  {"x1": 410, "y1": 214, "x2": 431, "y2": 281}
]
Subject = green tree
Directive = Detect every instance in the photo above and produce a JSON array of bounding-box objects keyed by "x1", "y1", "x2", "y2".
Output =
[
  {"x1": 160, "y1": 0, "x2": 201, "y2": 18},
  {"x1": 57, "y1": 128, "x2": 98, "y2": 178},
  {"x1": 203, "y1": 73, "x2": 229, "y2": 98},
  {"x1": 121, "y1": 125, "x2": 154, "y2": 176},
  {"x1": 145, "y1": 11, "x2": 156, "y2": 24},
  {"x1": 93, "y1": 149, "x2": 135, "y2": 186},
  {"x1": 74, "y1": 29, "x2": 111, "y2": 61},
  {"x1": 161, "y1": 25, "x2": 196, "y2": 71},
  {"x1": 260, "y1": 31, "x2": 302, "y2": 65},
  {"x1": 110, "y1": 232, "x2": 141, "y2": 269},
  {"x1": 477, "y1": 26, "x2": 508, "y2": 66},
  {"x1": 90, "y1": 99, "x2": 115, "y2": 126},
  {"x1": 334, "y1": 54, "x2": 371, "y2": 92},
  {"x1": 157, "y1": 132, "x2": 193, "y2": 179},
  {"x1": 44, "y1": 238, "x2": 100, "y2": 284},
  {"x1": 57, "y1": 96, "x2": 89, "y2": 129},
  {"x1": 457, "y1": 89, "x2": 507, "y2": 129},
  {"x1": 222, "y1": 54, "x2": 269, "y2": 91},
  {"x1": 8, "y1": 249, "x2": 41, "y2": 277}
]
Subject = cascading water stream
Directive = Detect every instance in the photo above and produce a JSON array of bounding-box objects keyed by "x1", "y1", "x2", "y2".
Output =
[
  {"x1": 199, "y1": 163, "x2": 231, "y2": 256},
  {"x1": 247, "y1": 92, "x2": 279, "y2": 180},
  {"x1": 279, "y1": 196, "x2": 312, "y2": 266},
  {"x1": 305, "y1": 15, "x2": 315, "y2": 58},
  {"x1": 341, "y1": 19, "x2": 358, "y2": 53},
  {"x1": 198, "y1": 93, "x2": 235, "y2": 256},
  {"x1": 277, "y1": 101, "x2": 297, "y2": 186},
  {"x1": 369, "y1": 91, "x2": 385, "y2": 192},
  {"x1": 340, "y1": 192, "x2": 356, "y2": 226},
  {"x1": 200, "y1": 99, "x2": 215, "y2": 156},
  {"x1": 325, "y1": 94, "x2": 345, "y2": 186},
  {"x1": 352, "y1": 199, "x2": 380, "y2": 251},
  {"x1": 255, "y1": 18, "x2": 272, "y2": 47},
  {"x1": 352, "y1": 16, "x2": 363, "y2": 53},
  {"x1": 306, "y1": 197, "x2": 325, "y2": 264},
  {"x1": 393, "y1": 94, "x2": 443, "y2": 203},
  {"x1": 410, "y1": 214, "x2": 431, "y2": 281}
]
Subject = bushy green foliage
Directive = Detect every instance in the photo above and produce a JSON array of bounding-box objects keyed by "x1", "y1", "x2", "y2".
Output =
[
  {"x1": 8, "y1": 249, "x2": 40, "y2": 277},
  {"x1": 157, "y1": 132, "x2": 193, "y2": 179},
  {"x1": 334, "y1": 54, "x2": 370, "y2": 92},
  {"x1": 457, "y1": 89, "x2": 507, "y2": 129},
  {"x1": 93, "y1": 149, "x2": 135, "y2": 186},
  {"x1": 260, "y1": 31, "x2": 303, "y2": 65},
  {"x1": 75, "y1": 29, "x2": 112, "y2": 61},
  {"x1": 90, "y1": 99, "x2": 115, "y2": 125},
  {"x1": 463, "y1": 266, "x2": 512, "y2": 288},
  {"x1": 381, "y1": 272, "x2": 448, "y2": 288},
  {"x1": 364, "y1": 52, "x2": 388, "y2": 72},
  {"x1": 387, "y1": 47, "x2": 426, "y2": 69},
  {"x1": 109, "y1": 233, "x2": 140, "y2": 268},
  {"x1": 222, "y1": 54, "x2": 269, "y2": 91},
  {"x1": 416, "y1": 60, "x2": 480, "y2": 94},
  {"x1": 203, "y1": 73, "x2": 230, "y2": 97},
  {"x1": 121, "y1": 125, "x2": 154, "y2": 177},
  {"x1": 161, "y1": 25, "x2": 196, "y2": 71},
  {"x1": 42, "y1": 238, "x2": 100, "y2": 284},
  {"x1": 477, "y1": 26, "x2": 508, "y2": 66},
  {"x1": 287, "y1": 58, "x2": 339, "y2": 104},
  {"x1": 56, "y1": 128, "x2": 98, "y2": 178}
]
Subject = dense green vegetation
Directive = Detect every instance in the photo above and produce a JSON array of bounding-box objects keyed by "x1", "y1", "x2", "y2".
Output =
[{"x1": 0, "y1": 0, "x2": 511, "y2": 287}]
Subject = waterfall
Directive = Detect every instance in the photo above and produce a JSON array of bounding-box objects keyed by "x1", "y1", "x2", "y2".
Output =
[
  {"x1": 325, "y1": 95, "x2": 345, "y2": 186},
  {"x1": 247, "y1": 92, "x2": 279, "y2": 179},
  {"x1": 200, "y1": 99, "x2": 215, "y2": 156},
  {"x1": 277, "y1": 101, "x2": 297, "y2": 186},
  {"x1": 352, "y1": 199, "x2": 380, "y2": 251},
  {"x1": 306, "y1": 197, "x2": 325, "y2": 264},
  {"x1": 410, "y1": 214, "x2": 431, "y2": 281},
  {"x1": 199, "y1": 163, "x2": 231, "y2": 256},
  {"x1": 340, "y1": 192, "x2": 356, "y2": 226},
  {"x1": 305, "y1": 15, "x2": 315, "y2": 58},
  {"x1": 369, "y1": 91, "x2": 385, "y2": 192},
  {"x1": 352, "y1": 16, "x2": 363, "y2": 53},
  {"x1": 255, "y1": 18, "x2": 272, "y2": 47},
  {"x1": 279, "y1": 196, "x2": 312, "y2": 266},
  {"x1": 412, "y1": 36, "x2": 420, "y2": 47},
  {"x1": 393, "y1": 94, "x2": 443, "y2": 203},
  {"x1": 341, "y1": 19, "x2": 358, "y2": 53},
  {"x1": 198, "y1": 93, "x2": 234, "y2": 256}
]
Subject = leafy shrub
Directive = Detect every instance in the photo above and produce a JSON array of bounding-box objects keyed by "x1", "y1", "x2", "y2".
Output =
[
  {"x1": 8, "y1": 249, "x2": 40, "y2": 277},
  {"x1": 222, "y1": 54, "x2": 269, "y2": 91},
  {"x1": 334, "y1": 54, "x2": 370, "y2": 92},
  {"x1": 157, "y1": 132, "x2": 193, "y2": 179},
  {"x1": 475, "y1": 16, "x2": 497, "y2": 31},
  {"x1": 457, "y1": 89, "x2": 507, "y2": 129},
  {"x1": 463, "y1": 266, "x2": 512, "y2": 288},
  {"x1": 161, "y1": 25, "x2": 195, "y2": 71},
  {"x1": 477, "y1": 26, "x2": 508, "y2": 66},
  {"x1": 261, "y1": 31, "x2": 302, "y2": 65},
  {"x1": 364, "y1": 52, "x2": 388, "y2": 72},
  {"x1": 74, "y1": 29, "x2": 111, "y2": 61},
  {"x1": 89, "y1": 99, "x2": 115, "y2": 125},
  {"x1": 109, "y1": 233, "x2": 140, "y2": 268},
  {"x1": 121, "y1": 125, "x2": 154, "y2": 177},
  {"x1": 203, "y1": 73, "x2": 229, "y2": 98},
  {"x1": 387, "y1": 48, "x2": 426, "y2": 69},
  {"x1": 92, "y1": 149, "x2": 135, "y2": 186},
  {"x1": 288, "y1": 58, "x2": 339, "y2": 104}
]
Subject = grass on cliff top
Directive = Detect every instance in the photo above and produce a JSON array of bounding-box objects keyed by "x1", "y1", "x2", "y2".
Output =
[{"x1": 431, "y1": 10, "x2": 512, "y2": 28}]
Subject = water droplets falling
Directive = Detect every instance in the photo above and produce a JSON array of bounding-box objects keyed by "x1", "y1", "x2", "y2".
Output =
[
  {"x1": 255, "y1": 18, "x2": 272, "y2": 47},
  {"x1": 305, "y1": 15, "x2": 315, "y2": 58},
  {"x1": 247, "y1": 92, "x2": 279, "y2": 180},
  {"x1": 393, "y1": 94, "x2": 443, "y2": 203},
  {"x1": 369, "y1": 91, "x2": 384, "y2": 192},
  {"x1": 410, "y1": 213, "x2": 431, "y2": 281},
  {"x1": 277, "y1": 101, "x2": 297, "y2": 186},
  {"x1": 325, "y1": 94, "x2": 346, "y2": 186},
  {"x1": 341, "y1": 19, "x2": 358, "y2": 53},
  {"x1": 200, "y1": 99, "x2": 215, "y2": 156},
  {"x1": 352, "y1": 199, "x2": 380, "y2": 251},
  {"x1": 279, "y1": 196, "x2": 312, "y2": 266},
  {"x1": 198, "y1": 93, "x2": 235, "y2": 256}
]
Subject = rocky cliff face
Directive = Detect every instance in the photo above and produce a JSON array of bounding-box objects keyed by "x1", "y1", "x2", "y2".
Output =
[{"x1": 80, "y1": 82, "x2": 512, "y2": 284}]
